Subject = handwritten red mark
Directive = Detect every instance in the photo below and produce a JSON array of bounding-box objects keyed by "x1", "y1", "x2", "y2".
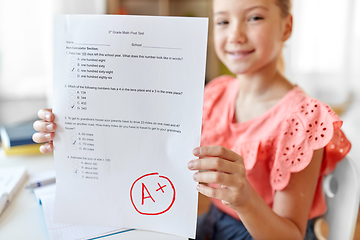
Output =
[
  {"x1": 142, "y1": 183, "x2": 155, "y2": 205},
  {"x1": 130, "y1": 172, "x2": 176, "y2": 216},
  {"x1": 156, "y1": 183, "x2": 167, "y2": 193}
]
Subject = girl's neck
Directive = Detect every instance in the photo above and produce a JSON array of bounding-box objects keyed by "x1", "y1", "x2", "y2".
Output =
[
  {"x1": 234, "y1": 60, "x2": 294, "y2": 123},
  {"x1": 235, "y1": 60, "x2": 287, "y2": 99}
]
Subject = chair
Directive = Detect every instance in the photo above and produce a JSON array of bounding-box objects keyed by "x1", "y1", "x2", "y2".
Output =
[{"x1": 314, "y1": 157, "x2": 360, "y2": 240}]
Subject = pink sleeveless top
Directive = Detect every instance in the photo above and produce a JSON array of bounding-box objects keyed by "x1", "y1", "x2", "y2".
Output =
[{"x1": 201, "y1": 76, "x2": 351, "y2": 220}]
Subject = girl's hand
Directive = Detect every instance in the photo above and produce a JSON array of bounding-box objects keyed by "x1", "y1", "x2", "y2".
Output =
[
  {"x1": 188, "y1": 146, "x2": 251, "y2": 210},
  {"x1": 32, "y1": 109, "x2": 56, "y2": 154}
]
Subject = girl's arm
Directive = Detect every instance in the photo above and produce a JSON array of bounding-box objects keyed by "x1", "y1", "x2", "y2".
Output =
[{"x1": 188, "y1": 146, "x2": 323, "y2": 240}]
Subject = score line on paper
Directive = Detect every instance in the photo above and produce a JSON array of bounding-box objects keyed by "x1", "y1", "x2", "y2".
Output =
[
  {"x1": 142, "y1": 46, "x2": 182, "y2": 50},
  {"x1": 73, "y1": 43, "x2": 111, "y2": 47}
]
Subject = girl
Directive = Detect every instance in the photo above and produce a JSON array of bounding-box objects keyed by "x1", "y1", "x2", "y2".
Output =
[{"x1": 33, "y1": 0, "x2": 351, "y2": 239}]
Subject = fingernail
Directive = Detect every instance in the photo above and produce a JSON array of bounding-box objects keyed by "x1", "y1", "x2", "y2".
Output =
[
  {"x1": 193, "y1": 172, "x2": 198, "y2": 181},
  {"x1": 45, "y1": 113, "x2": 51, "y2": 121},
  {"x1": 45, "y1": 133, "x2": 52, "y2": 140},
  {"x1": 188, "y1": 161, "x2": 194, "y2": 169},
  {"x1": 46, "y1": 124, "x2": 54, "y2": 131},
  {"x1": 40, "y1": 145, "x2": 46, "y2": 153},
  {"x1": 46, "y1": 144, "x2": 52, "y2": 151},
  {"x1": 196, "y1": 185, "x2": 201, "y2": 192},
  {"x1": 193, "y1": 147, "x2": 200, "y2": 156}
]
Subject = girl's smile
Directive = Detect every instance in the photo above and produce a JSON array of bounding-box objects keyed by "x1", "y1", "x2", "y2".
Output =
[{"x1": 225, "y1": 49, "x2": 255, "y2": 61}]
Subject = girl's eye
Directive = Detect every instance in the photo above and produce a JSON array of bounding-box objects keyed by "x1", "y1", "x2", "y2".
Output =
[
  {"x1": 249, "y1": 16, "x2": 264, "y2": 21},
  {"x1": 216, "y1": 20, "x2": 229, "y2": 26}
]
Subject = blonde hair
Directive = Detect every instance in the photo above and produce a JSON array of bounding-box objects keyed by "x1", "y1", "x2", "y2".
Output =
[
  {"x1": 275, "y1": 0, "x2": 292, "y2": 17},
  {"x1": 276, "y1": 0, "x2": 292, "y2": 75}
]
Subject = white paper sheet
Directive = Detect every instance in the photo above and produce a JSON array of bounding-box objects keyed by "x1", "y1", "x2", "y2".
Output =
[
  {"x1": 52, "y1": 15, "x2": 208, "y2": 238},
  {"x1": 33, "y1": 183, "x2": 56, "y2": 204},
  {"x1": 41, "y1": 194, "x2": 127, "y2": 240},
  {"x1": 41, "y1": 193, "x2": 188, "y2": 240}
]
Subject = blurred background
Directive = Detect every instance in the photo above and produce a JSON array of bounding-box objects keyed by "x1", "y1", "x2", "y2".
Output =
[{"x1": 0, "y1": 0, "x2": 359, "y2": 160}]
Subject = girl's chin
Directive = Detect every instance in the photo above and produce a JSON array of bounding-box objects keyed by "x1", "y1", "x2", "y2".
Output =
[{"x1": 226, "y1": 65, "x2": 254, "y2": 75}]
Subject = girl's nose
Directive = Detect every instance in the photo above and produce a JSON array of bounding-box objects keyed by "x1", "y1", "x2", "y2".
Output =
[{"x1": 228, "y1": 23, "x2": 247, "y2": 44}]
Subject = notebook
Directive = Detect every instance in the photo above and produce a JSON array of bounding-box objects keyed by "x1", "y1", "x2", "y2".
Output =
[{"x1": 0, "y1": 167, "x2": 27, "y2": 215}]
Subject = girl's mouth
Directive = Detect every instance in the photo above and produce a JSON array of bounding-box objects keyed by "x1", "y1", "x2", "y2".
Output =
[{"x1": 226, "y1": 49, "x2": 255, "y2": 60}]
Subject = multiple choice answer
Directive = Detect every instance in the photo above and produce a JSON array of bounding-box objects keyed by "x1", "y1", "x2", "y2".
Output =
[{"x1": 69, "y1": 155, "x2": 111, "y2": 180}]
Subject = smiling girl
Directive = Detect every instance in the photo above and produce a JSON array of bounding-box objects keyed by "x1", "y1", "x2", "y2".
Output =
[{"x1": 186, "y1": 0, "x2": 351, "y2": 239}]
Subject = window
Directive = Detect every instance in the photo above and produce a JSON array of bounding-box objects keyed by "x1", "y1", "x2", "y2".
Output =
[
  {"x1": 284, "y1": 0, "x2": 360, "y2": 104},
  {"x1": 0, "y1": 0, "x2": 105, "y2": 99}
]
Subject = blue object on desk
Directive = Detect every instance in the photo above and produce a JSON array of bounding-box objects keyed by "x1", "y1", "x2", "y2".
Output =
[
  {"x1": 89, "y1": 229, "x2": 136, "y2": 240},
  {"x1": 26, "y1": 178, "x2": 56, "y2": 189},
  {"x1": 0, "y1": 121, "x2": 37, "y2": 148}
]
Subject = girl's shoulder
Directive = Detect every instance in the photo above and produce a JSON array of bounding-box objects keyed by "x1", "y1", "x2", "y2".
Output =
[
  {"x1": 270, "y1": 86, "x2": 351, "y2": 191},
  {"x1": 202, "y1": 75, "x2": 237, "y2": 118},
  {"x1": 269, "y1": 86, "x2": 342, "y2": 128},
  {"x1": 204, "y1": 75, "x2": 236, "y2": 94},
  {"x1": 281, "y1": 86, "x2": 343, "y2": 133}
]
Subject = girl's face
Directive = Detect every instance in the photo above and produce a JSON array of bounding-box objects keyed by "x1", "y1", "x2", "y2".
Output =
[{"x1": 213, "y1": 0, "x2": 291, "y2": 75}]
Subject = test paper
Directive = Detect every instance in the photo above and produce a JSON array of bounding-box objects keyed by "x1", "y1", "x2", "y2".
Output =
[{"x1": 52, "y1": 15, "x2": 208, "y2": 238}]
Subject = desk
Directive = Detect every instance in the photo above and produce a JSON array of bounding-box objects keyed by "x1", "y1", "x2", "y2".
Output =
[
  {"x1": 0, "y1": 149, "x2": 54, "y2": 240},
  {"x1": 0, "y1": 149, "x2": 188, "y2": 240}
]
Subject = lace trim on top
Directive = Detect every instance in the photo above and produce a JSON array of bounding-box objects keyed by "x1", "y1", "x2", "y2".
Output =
[{"x1": 271, "y1": 98, "x2": 343, "y2": 190}]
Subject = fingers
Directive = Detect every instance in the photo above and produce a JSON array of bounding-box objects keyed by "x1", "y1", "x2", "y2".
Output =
[
  {"x1": 188, "y1": 157, "x2": 236, "y2": 173},
  {"x1": 193, "y1": 171, "x2": 237, "y2": 187},
  {"x1": 34, "y1": 108, "x2": 55, "y2": 155},
  {"x1": 37, "y1": 109, "x2": 54, "y2": 122},
  {"x1": 33, "y1": 120, "x2": 56, "y2": 132},
  {"x1": 196, "y1": 184, "x2": 231, "y2": 202},
  {"x1": 193, "y1": 169, "x2": 245, "y2": 189},
  {"x1": 32, "y1": 132, "x2": 54, "y2": 143},
  {"x1": 193, "y1": 145, "x2": 243, "y2": 163},
  {"x1": 39, "y1": 142, "x2": 53, "y2": 154}
]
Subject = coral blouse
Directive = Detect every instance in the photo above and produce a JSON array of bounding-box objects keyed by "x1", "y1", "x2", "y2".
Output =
[{"x1": 201, "y1": 76, "x2": 351, "y2": 220}]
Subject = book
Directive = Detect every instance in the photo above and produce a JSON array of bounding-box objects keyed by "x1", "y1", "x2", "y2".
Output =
[
  {"x1": 0, "y1": 121, "x2": 41, "y2": 155},
  {"x1": 1, "y1": 142, "x2": 41, "y2": 155},
  {"x1": 0, "y1": 167, "x2": 27, "y2": 215},
  {"x1": 0, "y1": 121, "x2": 37, "y2": 147}
]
